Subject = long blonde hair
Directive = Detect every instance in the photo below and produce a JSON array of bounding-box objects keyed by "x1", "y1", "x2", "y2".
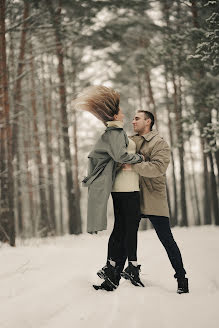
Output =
[{"x1": 73, "y1": 86, "x2": 120, "y2": 125}]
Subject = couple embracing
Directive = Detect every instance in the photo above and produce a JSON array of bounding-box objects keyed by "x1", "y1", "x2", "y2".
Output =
[{"x1": 73, "y1": 86, "x2": 189, "y2": 294}]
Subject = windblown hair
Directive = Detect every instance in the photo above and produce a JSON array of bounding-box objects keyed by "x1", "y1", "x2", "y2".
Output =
[
  {"x1": 137, "y1": 110, "x2": 155, "y2": 131},
  {"x1": 73, "y1": 86, "x2": 120, "y2": 125}
]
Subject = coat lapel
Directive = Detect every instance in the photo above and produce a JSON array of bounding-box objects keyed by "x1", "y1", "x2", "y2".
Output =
[{"x1": 131, "y1": 135, "x2": 145, "y2": 153}]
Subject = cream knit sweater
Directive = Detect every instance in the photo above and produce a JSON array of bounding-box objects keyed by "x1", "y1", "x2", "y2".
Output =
[{"x1": 112, "y1": 137, "x2": 140, "y2": 192}]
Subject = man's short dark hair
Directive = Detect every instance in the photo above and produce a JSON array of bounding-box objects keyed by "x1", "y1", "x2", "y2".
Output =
[{"x1": 137, "y1": 110, "x2": 155, "y2": 131}]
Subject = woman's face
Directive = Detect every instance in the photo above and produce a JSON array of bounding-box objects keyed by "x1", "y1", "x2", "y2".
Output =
[{"x1": 114, "y1": 107, "x2": 124, "y2": 122}]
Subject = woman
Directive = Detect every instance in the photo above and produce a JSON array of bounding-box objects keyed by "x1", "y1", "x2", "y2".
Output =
[{"x1": 73, "y1": 86, "x2": 144, "y2": 291}]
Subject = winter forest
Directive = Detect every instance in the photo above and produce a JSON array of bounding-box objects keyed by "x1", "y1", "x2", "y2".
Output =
[
  {"x1": 0, "y1": 1, "x2": 219, "y2": 327},
  {"x1": 0, "y1": 0, "x2": 218, "y2": 246}
]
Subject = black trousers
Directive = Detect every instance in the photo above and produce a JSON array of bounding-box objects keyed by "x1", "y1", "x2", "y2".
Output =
[
  {"x1": 107, "y1": 192, "x2": 141, "y2": 267},
  {"x1": 108, "y1": 210, "x2": 187, "y2": 278},
  {"x1": 146, "y1": 215, "x2": 186, "y2": 278}
]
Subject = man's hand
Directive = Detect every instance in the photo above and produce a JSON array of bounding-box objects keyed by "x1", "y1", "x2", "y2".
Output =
[{"x1": 122, "y1": 164, "x2": 132, "y2": 170}]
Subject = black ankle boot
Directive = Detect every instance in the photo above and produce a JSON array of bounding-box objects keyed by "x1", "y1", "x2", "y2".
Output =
[
  {"x1": 177, "y1": 277, "x2": 189, "y2": 294},
  {"x1": 97, "y1": 263, "x2": 120, "y2": 288},
  {"x1": 121, "y1": 262, "x2": 144, "y2": 287}
]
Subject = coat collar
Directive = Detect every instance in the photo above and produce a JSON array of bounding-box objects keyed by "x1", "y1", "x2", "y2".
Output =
[
  {"x1": 131, "y1": 130, "x2": 159, "y2": 142},
  {"x1": 142, "y1": 130, "x2": 159, "y2": 141},
  {"x1": 106, "y1": 121, "x2": 124, "y2": 129}
]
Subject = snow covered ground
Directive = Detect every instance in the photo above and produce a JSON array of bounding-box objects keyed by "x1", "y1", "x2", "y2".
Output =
[{"x1": 0, "y1": 226, "x2": 219, "y2": 328}]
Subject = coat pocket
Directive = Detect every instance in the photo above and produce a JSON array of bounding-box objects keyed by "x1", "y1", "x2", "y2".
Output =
[
  {"x1": 151, "y1": 175, "x2": 166, "y2": 194},
  {"x1": 142, "y1": 177, "x2": 153, "y2": 192}
]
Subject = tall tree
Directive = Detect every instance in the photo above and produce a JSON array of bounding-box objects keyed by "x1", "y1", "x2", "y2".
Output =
[
  {"x1": 164, "y1": 68, "x2": 178, "y2": 226},
  {"x1": 45, "y1": 0, "x2": 82, "y2": 234},
  {"x1": 29, "y1": 41, "x2": 50, "y2": 237},
  {"x1": 12, "y1": 0, "x2": 29, "y2": 235},
  {"x1": 41, "y1": 57, "x2": 56, "y2": 234},
  {"x1": 0, "y1": 0, "x2": 15, "y2": 246}
]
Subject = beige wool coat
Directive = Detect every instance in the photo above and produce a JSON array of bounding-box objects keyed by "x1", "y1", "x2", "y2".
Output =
[{"x1": 131, "y1": 131, "x2": 170, "y2": 218}]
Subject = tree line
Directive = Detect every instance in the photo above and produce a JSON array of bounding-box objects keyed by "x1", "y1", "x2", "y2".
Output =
[{"x1": 0, "y1": 0, "x2": 218, "y2": 246}]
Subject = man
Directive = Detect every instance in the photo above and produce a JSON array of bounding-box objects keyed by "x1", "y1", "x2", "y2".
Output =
[
  {"x1": 129, "y1": 110, "x2": 189, "y2": 294},
  {"x1": 96, "y1": 110, "x2": 189, "y2": 294}
]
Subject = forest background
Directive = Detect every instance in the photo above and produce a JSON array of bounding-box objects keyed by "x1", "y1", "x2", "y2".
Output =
[{"x1": 0, "y1": 0, "x2": 218, "y2": 246}]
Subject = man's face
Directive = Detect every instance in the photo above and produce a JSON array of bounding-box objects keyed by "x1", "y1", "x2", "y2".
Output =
[{"x1": 132, "y1": 112, "x2": 149, "y2": 134}]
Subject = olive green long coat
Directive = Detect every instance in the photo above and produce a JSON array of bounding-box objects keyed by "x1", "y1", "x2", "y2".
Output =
[
  {"x1": 131, "y1": 131, "x2": 170, "y2": 218},
  {"x1": 83, "y1": 125, "x2": 143, "y2": 233}
]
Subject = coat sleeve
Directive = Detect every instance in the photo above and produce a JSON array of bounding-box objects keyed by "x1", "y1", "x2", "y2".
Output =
[
  {"x1": 107, "y1": 129, "x2": 143, "y2": 164},
  {"x1": 132, "y1": 139, "x2": 170, "y2": 177}
]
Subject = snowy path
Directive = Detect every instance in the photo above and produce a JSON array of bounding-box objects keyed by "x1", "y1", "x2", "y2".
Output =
[{"x1": 0, "y1": 226, "x2": 219, "y2": 328}]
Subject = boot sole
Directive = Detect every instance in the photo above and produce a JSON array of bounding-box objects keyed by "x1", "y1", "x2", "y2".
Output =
[
  {"x1": 177, "y1": 288, "x2": 189, "y2": 294},
  {"x1": 121, "y1": 272, "x2": 145, "y2": 287},
  {"x1": 93, "y1": 283, "x2": 114, "y2": 291}
]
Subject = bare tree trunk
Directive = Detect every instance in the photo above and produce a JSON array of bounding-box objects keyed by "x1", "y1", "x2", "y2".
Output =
[
  {"x1": 8, "y1": 10, "x2": 16, "y2": 88},
  {"x1": 204, "y1": 117, "x2": 219, "y2": 193},
  {"x1": 188, "y1": 140, "x2": 201, "y2": 225},
  {"x1": 208, "y1": 152, "x2": 219, "y2": 225},
  {"x1": 49, "y1": 68, "x2": 64, "y2": 235},
  {"x1": 46, "y1": 0, "x2": 81, "y2": 234},
  {"x1": 181, "y1": 76, "x2": 202, "y2": 226},
  {"x1": 169, "y1": 150, "x2": 178, "y2": 227},
  {"x1": 72, "y1": 107, "x2": 82, "y2": 231},
  {"x1": 11, "y1": 0, "x2": 29, "y2": 236},
  {"x1": 173, "y1": 0, "x2": 188, "y2": 227},
  {"x1": 172, "y1": 74, "x2": 188, "y2": 226},
  {"x1": 200, "y1": 138, "x2": 212, "y2": 224},
  {"x1": 178, "y1": 77, "x2": 188, "y2": 226},
  {"x1": 23, "y1": 114, "x2": 35, "y2": 236},
  {"x1": 214, "y1": 150, "x2": 219, "y2": 179},
  {"x1": 41, "y1": 59, "x2": 56, "y2": 234},
  {"x1": 164, "y1": 68, "x2": 178, "y2": 226},
  {"x1": 12, "y1": 1, "x2": 29, "y2": 157},
  {"x1": 186, "y1": 171, "x2": 197, "y2": 225},
  {"x1": 0, "y1": 0, "x2": 15, "y2": 246},
  {"x1": 47, "y1": 78, "x2": 57, "y2": 234},
  {"x1": 71, "y1": 69, "x2": 82, "y2": 232},
  {"x1": 190, "y1": 0, "x2": 199, "y2": 28},
  {"x1": 145, "y1": 70, "x2": 158, "y2": 129},
  {"x1": 29, "y1": 42, "x2": 50, "y2": 237},
  {"x1": 56, "y1": 112, "x2": 64, "y2": 235},
  {"x1": 136, "y1": 70, "x2": 143, "y2": 109}
]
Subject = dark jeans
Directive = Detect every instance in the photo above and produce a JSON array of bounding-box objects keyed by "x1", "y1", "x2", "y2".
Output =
[
  {"x1": 107, "y1": 192, "x2": 141, "y2": 267},
  {"x1": 143, "y1": 215, "x2": 187, "y2": 278}
]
